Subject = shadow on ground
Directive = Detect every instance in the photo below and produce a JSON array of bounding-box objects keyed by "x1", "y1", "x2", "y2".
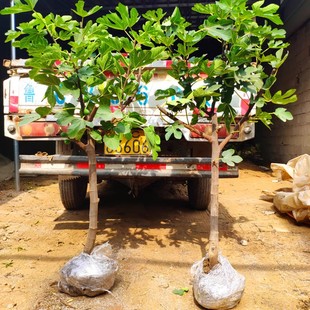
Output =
[{"x1": 53, "y1": 179, "x2": 245, "y2": 257}]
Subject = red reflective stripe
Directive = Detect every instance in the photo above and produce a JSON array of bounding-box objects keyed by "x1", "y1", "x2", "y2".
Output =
[
  {"x1": 9, "y1": 96, "x2": 18, "y2": 113},
  {"x1": 219, "y1": 164, "x2": 228, "y2": 171},
  {"x1": 136, "y1": 163, "x2": 166, "y2": 170},
  {"x1": 165, "y1": 60, "x2": 191, "y2": 68},
  {"x1": 166, "y1": 60, "x2": 173, "y2": 68},
  {"x1": 76, "y1": 163, "x2": 105, "y2": 169},
  {"x1": 196, "y1": 164, "x2": 211, "y2": 171},
  {"x1": 241, "y1": 98, "x2": 250, "y2": 115},
  {"x1": 76, "y1": 163, "x2": 88, "y2": 169},
  {"x1": 196, "y1": 163, "x2": 228, "y2": 171}
]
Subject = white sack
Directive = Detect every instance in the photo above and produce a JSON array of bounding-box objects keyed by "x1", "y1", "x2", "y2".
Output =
[{"x1": 271, "y1": 154, "x2": 310, "y2": 222}]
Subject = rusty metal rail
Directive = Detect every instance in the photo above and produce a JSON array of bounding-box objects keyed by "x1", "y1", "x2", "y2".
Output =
[{"x1": 19, "y1": 155, "x2": 238, "y2": 178}]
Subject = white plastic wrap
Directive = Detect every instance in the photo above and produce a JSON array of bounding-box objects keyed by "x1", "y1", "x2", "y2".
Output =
[
  {"x1": 191, "y1": 254, "x2": 245, "y2": 309},
  {"x1": 58, "y1": 243, "x2": 118, "y2": 297},
  {"x1": 271, "y1": 154, "x2": 310, "y2": 222}
]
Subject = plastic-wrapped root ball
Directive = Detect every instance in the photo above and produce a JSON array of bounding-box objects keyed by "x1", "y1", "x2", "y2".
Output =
[
  {"x1": 191, "y1": 254, "x2": 245, "y2": 309},
  {"x1": 58, "y1": 243, "x2": 118, "y2": 297}
]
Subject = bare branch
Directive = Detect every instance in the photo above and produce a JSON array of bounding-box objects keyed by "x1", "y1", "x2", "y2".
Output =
[
  {"x1": 87, "y1": 104, "x2": 100, "y2": 122},
  {"x1": 157, "y1": 105, "x2": 213, "y2": 142},
  {"x1": 218, "y1": 88, "x2": 266, "y2": 153},
  {"x1": 120, "y1": 67, "x2": 142, "y2": 111},
  {"x1": 76, "y1": 76, "x2": 85, "y2": 116},
  {"x1": 121, "y1": 96, "x2": 134, "y2": 111},
  {"x1": 73, "y1": 139, "x2": 87, "y2": 152}
]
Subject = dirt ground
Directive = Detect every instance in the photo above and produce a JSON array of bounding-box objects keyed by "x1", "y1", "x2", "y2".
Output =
[{"x1": 0, "y1": 162, "x2": 309, "y2": 310}]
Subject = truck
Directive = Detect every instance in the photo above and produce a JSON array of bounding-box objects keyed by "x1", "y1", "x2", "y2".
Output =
[{"x1": 3, "y1": 58, "x2": 255, "y2": 210}]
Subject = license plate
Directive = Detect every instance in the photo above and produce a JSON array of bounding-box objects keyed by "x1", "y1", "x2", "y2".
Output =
[{"x1": 104, "y1": 129, "x2": 150, "y2": 155}]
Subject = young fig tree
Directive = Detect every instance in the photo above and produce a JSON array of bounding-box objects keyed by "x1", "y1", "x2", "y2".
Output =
[
  {"x1": 0, "y1": 0, "x2": 167, "y2": 253},
  {"x1": 153, "y1": 0, "x2": 296, "y2": 271}
]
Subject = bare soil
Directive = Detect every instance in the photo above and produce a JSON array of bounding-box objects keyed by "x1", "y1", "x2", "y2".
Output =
[{"x1": 0, "y1": 162, "x2": 309, "y2": 310}]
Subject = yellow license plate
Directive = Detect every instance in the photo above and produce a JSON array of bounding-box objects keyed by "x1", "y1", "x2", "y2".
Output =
[{"x1": 104, "y1": 129, "x2": 150, "y2": 155}]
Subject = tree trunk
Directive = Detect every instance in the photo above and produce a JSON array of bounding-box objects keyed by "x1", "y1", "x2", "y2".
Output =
[
  {"x1": 83, "y1": 136, "x2": 99, "y2": 254},
  {"x1": 206, "y1": 114, "x2": 220, "y2": 270}
]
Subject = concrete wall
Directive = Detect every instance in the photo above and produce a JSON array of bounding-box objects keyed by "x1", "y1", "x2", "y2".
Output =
[{"x1": 257, "y1": 19, "x2": 310, "y2": 163}]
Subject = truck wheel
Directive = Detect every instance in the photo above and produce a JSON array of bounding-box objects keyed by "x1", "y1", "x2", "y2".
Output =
[
  {"x1": 188, "y1": 178, "x2": 211, "y2": 211},
  {"x1": 58, "y1": 176, "x2": 88, "y2": 210}
]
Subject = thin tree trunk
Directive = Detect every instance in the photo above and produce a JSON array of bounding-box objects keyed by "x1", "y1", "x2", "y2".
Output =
[
  {"x1": 207, "y1": 114, "x2": 220, "y2": 270},
  {"x1": 83, "y1": 136, "x2": 99, "y2": 254}
]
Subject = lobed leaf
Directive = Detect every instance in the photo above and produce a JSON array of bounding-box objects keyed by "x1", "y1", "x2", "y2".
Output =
[
  {"x1": 0, "y1": 0, "x2": 37, "y2": 15},
  {"x1": 274, "y1": 108, "x2": 293, "y2": 122},
  {"x1": 221, "y1": 149, "x2": 243, "y2": 167},
  {"x1": 35, "y1": 106, "x2": 52, "y2": 118},
  {"x1": 90, "y1": 130, "x2": 103, "y2": 143},
  {"x1": 144, "y1": 126, "x2": 161, "y2": 160},
  {"x1": 72, "y1": 0, "x2": 101, "y2": 18},
  {"x1": 67, "y1": 118, "x2": 87, "y2": 140},
  {"x1": 271, "y1": 89, "x2": 297, "y2": 105},
  {"x1": 165, "y1": 123, "x2": 184, "y2": 140},
  {"x1": 19, "y1": 113, "x2": 41, "y2": 126},
  {"x1": 252, "y1": 1, "x2": 283, "y2": 25},
  {"x1": 103, "y1": 134, "x2": 121, "y2": 150},
  {"x1": 34, "y1": 74, "x2": 60, "y2": 86}
]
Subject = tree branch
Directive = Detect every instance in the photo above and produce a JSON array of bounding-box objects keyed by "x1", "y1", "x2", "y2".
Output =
[
  {"x1": 121, "y1": 96, "x2": 134, "y2": 111},
  {"x1": 87, "y1": 104, "x2": 100, "y2": 122},
  {"x1": 73, "y1": 139, "x2": 87, "y2": 152},
  {"x1": 120, "y1": 68, "x2": 142, "y2": 111},
  {"x1": 218, "y1": 86, "x2": 267, "y2": 153},
  {"x1": 157, "y1": 105, "x2": 213, "y2": 142},
  {"x1": 76, "y1": 76, "x2": 85, "y2": 117}
]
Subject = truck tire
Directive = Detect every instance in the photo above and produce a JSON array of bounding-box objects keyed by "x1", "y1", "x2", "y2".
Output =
[
  {"x1": 188, "y1": 178, "x2": 211, "y2": 211},
  {"x1": 58, "y1": 176, "x2": 88, "y2": 210}
]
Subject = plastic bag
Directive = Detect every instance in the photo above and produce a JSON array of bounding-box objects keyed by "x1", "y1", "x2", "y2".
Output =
[
  {"x1": 58, "y1": 243, "x2": 118, "y2": 297},
  {"x1": 271, "y1": 154, "x2": 310, "y2": 222},
  {"x1": 191, "y1": 254, "x2": 245, "y2": 310}
]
